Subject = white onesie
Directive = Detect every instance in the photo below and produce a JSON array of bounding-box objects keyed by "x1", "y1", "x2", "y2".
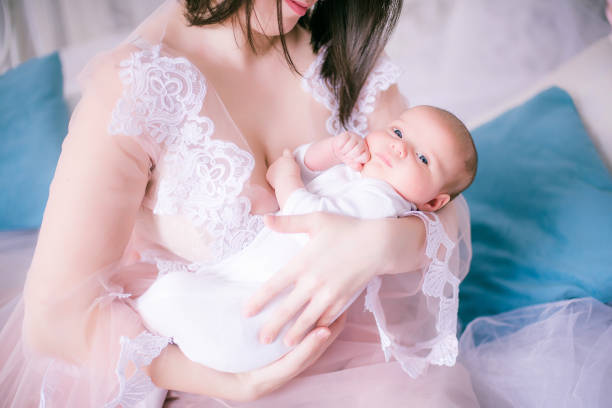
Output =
[{"x1": 137, "y1": 144, "x2": 416, "y2": 373}]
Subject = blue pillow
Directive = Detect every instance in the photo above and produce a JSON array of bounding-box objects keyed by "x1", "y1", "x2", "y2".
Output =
[
  {"x1": 0, "y1": 52, "x2": 69, "y2": 230},
  {"x1": 458, "y1": 87, "x2": 612, "y2": 327}
]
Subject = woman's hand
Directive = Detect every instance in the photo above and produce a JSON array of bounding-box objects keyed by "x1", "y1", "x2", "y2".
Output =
[
  {"x1": 243, "y1": 212, "x2": 425, "y2": 348},
  {"x1": 235, "y1": 312, "x2": 346, "y2": 401},
  {"x1": 146, "y1": 313, "x2": 346, "y2": 402}
]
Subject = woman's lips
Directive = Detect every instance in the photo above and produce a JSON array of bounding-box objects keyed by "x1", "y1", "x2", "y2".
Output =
[
  {"x1": 376, "y1": 153, "x2": 392, "y2": 168},
  {"x1": 285, "y1": 0, "x2": 308, "y2": 16}
]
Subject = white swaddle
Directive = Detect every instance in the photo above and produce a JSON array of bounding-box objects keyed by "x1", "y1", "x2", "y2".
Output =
[{"x1": 137, "y1": 147, "x2": 416, "y2": 373}]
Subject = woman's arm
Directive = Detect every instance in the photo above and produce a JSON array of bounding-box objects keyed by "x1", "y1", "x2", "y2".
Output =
[
  {"x1": 246, "y1": 65, "x2": 469, "y2": 374},
  {"x1": 21, "y1": 48, "x2": 344, "y2": 402},
  {"x1": 244, "y1": 212, "x2": 426, "y2": 347}
]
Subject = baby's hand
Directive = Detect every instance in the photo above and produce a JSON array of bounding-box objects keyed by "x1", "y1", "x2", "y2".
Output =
[
  {"x1": 332, "y1": 132, "x2": 370, "y2": 171},
  {"x1": 266, "y1": 149, "x2": 301, "y2": 189}
]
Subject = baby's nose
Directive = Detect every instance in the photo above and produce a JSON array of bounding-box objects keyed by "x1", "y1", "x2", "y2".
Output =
[{"x1": 390, "y1": 140, "x2": 407, "y2": 158}]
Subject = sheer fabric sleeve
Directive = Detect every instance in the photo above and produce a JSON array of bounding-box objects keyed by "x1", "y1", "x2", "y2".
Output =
[
  {"x1": 12, "y1": 46, "x2": 171, "y2": 407},
  {"x1": 358, "y1": 55, "x2": 473, "y2": 378}
]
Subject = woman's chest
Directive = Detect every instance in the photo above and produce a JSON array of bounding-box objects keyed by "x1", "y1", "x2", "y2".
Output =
[
  {"x1": 134, "y1": 47, "x2": 332, "y2": 262},
  {"x1": 201, "y1": 54, "x2": 331, "y2": 161},
  {"x1": 196, "y1": 57, "x2": 331, "y2": 208}
]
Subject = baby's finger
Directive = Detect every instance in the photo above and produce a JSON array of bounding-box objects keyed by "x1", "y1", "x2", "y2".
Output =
[
  {"x1": 356, "y1": 151, "x2": 370, "y2": 164},
  {"x1": 346, "y1": 143, "x2": 365, "y2": 160},
  {"x1": 349, "y1": 162, "x2": 363, "y2": 171},
  {"x1": 340, "y1": 139, "x2": 358, "y2": 156}
]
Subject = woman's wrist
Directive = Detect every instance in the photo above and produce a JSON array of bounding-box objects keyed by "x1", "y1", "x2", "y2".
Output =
[{"x1": 374, "y1": 216, "x2": 427, "y2": 276}]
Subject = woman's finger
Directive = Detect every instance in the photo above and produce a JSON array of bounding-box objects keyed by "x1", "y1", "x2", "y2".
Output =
[
  {"x1": 258, "y1": 282, "x2": 314, "y2": 344},
  {"x1": 243, "y1": 265, "x2": 298, "y2": 317},
  {"x1": 247, "y1": 326, "x2": 331, "y2": 398},
  {"x1": 316, "y1": 300, "x2": 347, "y2": 327},
  {"x1": 283, "y1": 293, "x2": 331, "y2": 346},
  {"x1": 250, "y1": 311, "x2": 348, "y2": 397}
]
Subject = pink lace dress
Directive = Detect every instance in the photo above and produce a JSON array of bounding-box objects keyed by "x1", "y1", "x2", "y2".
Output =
[{"x1": 0, "y1": 1, "x2": 477, "y2": 406}]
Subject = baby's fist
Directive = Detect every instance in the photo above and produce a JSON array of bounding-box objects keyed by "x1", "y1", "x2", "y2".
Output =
[
  {"x1": 266, "y1": 149, "x2": 301, "y2": 189},
  {"x1": 332, "y1": 132, "x2": 370, "y2": 171}
]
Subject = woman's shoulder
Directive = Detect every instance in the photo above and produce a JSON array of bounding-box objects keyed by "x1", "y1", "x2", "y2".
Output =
[
  {"x1": 81, "y1": 40, "x2": 209, "y2": 145},
  {"x1": 83, "y1": 40, "x2": 205, "y2": 94}
]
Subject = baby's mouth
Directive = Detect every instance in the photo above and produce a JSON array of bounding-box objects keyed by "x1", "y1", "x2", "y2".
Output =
[{"x1": 375, "y1": 153, "x2": 392, "y2": 168}]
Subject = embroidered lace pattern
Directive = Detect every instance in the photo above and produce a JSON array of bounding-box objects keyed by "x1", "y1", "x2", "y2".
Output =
[
  {"x1": 109, "y1": 44, "x2": 264, "y2": 263},
  {"x1": 301, "y1": 50, "x2": 401, "y2": 137},
  {"x1": 105, "y1": 332, "x2": 172, "y2": 408}
]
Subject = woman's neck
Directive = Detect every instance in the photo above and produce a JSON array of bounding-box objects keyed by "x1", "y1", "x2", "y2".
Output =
[{"x1": 169, "y1": 4, "x2": 298, "y2": 69}]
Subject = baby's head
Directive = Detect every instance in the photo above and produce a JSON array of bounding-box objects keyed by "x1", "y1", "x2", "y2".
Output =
[{"x1": 361, "y1": 106, "x2": 477, "y2": 212}]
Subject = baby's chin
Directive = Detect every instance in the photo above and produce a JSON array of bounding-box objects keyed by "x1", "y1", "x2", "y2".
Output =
[{"x1": 360, "y1": 164, "x2": 413, "y2": 202}]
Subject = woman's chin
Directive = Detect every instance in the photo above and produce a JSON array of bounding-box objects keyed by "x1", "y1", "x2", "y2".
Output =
[{"x1": 250, "y1": 18, "x2": 300, "y2": 38}]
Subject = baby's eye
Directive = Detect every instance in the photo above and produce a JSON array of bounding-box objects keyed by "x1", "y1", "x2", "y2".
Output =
[
  {"x1": 417, "y1": 153, "x2": 428, "y2": 165},
  {"x1": 393, "y1": 128, "x2": 403, "y2": 139}
]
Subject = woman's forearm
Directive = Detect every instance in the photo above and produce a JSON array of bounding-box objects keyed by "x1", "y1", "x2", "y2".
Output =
[{"x1": 377, "y1": 215, "x2": 427, "y2": 275}]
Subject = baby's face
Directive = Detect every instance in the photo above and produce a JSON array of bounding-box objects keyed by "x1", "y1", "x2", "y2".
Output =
[{"x1": 361, "y1": 107, "x2": 464, "y2": 211}]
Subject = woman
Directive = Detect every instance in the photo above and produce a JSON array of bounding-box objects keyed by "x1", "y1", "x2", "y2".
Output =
[{"x1": 0, "y1": 0, "x2": 477, "y2": 406}]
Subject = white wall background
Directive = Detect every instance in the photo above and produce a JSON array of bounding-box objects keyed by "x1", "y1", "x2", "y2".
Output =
[
  {"x1": 1, "y1": 0, "x2": 610, "y2": 122},
  {"x1": 0, "y1": 0, "x2": 162, "y2": 72}
]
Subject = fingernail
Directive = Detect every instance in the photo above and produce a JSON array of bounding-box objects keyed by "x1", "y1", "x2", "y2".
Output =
[
  {"x1": 284, "y1": 336, "x2": 295, "y2": 347},
  {"x1": 260, "y1": 334, "x2": 271, "y2": 344},
  {"x1": 316, "y1": 329, "x2": 330, "y2": 340}
]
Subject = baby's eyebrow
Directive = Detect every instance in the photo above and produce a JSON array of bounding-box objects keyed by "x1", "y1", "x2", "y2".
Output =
[{"x1": 389, "y1": 120, "x2": 406, "y2": 131}]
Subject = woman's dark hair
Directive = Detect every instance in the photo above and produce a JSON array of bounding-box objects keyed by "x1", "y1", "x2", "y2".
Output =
[{"x1": 183, "y1": 0, "x2": 403, "y2": 128}]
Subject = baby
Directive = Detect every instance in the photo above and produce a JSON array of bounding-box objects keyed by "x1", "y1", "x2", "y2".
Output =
[
  {"x1": 269, "y1": 105, "x2": 477, "y2": 216},
  {"x1": 137, "y1": 105, "x2": 477, "y2": 373}
]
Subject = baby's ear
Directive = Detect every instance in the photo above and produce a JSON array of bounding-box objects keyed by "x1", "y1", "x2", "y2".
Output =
[{"x1": 419, "y1": 193, "x2": 450, "y2": 212}]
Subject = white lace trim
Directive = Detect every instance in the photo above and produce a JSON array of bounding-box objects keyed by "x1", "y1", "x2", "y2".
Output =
[
  {"x1": 105, "y1": 332, "x2": 171, "y2": 408},
  {"x1": 364, "y1": 211, "x2": 460, "y2": 378},
  {"x1": 109, "y1": 44, "x2": 264, "y2": 263},
  {"x1": 302, "y1": 50, "x2": 401, "y2": 137},
  {"x1": 412, "y1": 212, "x2": 459, "y2": 366}
]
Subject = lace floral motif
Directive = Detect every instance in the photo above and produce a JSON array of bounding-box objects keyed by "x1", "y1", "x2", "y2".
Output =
[
  {"x1": 105, "y1": 332, "x2": 171, "y2": 408},
  {"x1": 109, "y1": 45, "x2": 264, "y2": 263},
  {"x1": 302, "y1": 50, "x2": 401, "y2": 137}
]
